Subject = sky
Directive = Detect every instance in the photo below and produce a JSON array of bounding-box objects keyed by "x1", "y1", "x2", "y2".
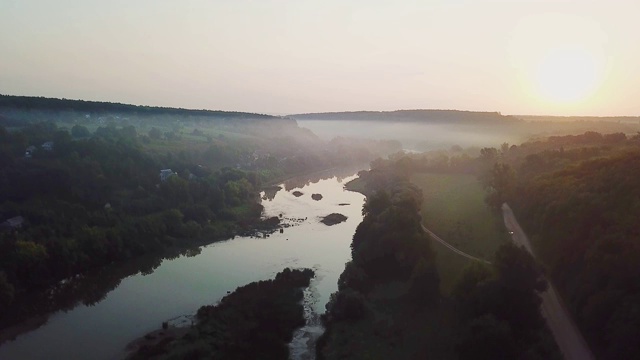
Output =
[{"x1": 1, "y1": 0, "x2": 639, "y2": 116}]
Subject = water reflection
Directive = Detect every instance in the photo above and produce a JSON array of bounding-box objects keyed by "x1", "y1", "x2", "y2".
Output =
[
  {"x1": 0, "y1": 166, "x2": 367, "y2": 360},
  {"x1": 280, "y1": 164, "x2": 367, "y2": 191},
  {"x1": 0, "y1": 245, "x2": 201, "y2": 344},
  {"x1": 262, "y1": 185, "x2": 282, "y2": 201}
]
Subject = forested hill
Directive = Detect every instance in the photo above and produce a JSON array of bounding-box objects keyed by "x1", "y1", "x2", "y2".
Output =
[
  {"x1": 0, "y1": 94, "x2": 275, "y2": 120},
  {"x1": 517, "y1": 114, "x2": 640, "y2": 123},
  {"x1": 289, "y1": 109, "x2": 520, "y2": 124}
]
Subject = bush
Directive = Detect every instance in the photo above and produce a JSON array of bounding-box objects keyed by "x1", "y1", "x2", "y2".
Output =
[
  {"x1": 326, "y1": 289, "x2": 366, "y2": 322},
  {"x1": 71, "y1": 124, "x2": 91, "y2": 138}
]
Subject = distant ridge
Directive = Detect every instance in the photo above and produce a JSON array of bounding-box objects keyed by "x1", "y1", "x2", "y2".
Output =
[
  {"x1": 0, "y1": 94, "x2": 275, "y2": 119},
  {"x1": 516, "y1": 115, "x2": 640, "y2": 123},
  {"x1": 288, "y1": 109, "x2": 520, "y2": 124}
]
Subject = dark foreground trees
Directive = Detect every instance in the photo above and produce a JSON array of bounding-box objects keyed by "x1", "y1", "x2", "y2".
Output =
[
  {"x1": 453, "y1": 243, "x2": 554, "y2": 359},
  {"x1": 317, "y1": 161, "x2": 440, "y2": 359},
  {"x1": 511, "y1": 151, "x2": 640, "y2": 359}
]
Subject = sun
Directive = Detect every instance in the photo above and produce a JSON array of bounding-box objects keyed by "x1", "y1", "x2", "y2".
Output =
[{"x1": 534, "y1": 46, "x2": 601, "y2": 104}]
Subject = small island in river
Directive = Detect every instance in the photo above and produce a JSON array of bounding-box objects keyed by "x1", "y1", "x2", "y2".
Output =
[
  {"x1": 320, "y1": 213, "x2": 348, "y2": 226},
  {"x1": 311, "y1": 193, "x2": 323, "y2": 201},
  {"x1": 292, "y1": 190, "x2": 304, "y2": 197},
  {"x1": 127, "y1": 268, "x2": 315, "y2": 360}
]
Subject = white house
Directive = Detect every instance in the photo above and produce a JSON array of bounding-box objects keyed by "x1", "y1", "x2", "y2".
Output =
[
  {"x1": 0, "y1": 216, "x2": 25, "y2": 231},
  {"x1": 25, "y1": 145, "x2": 37, "y2": 158},
  {"x1": 160, "y1": 169, "x2": 176, "y2": 182},
  {"x1": 42, "y1": 141, "x2": 54, "y2": 151}
]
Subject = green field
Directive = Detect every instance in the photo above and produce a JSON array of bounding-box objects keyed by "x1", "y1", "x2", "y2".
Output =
[{"x1": 411, "y1": 172, "x2": 509, "y2": 294}]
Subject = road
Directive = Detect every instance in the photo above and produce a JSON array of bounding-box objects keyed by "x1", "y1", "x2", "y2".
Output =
[
  {"x1": 502, "y1": 203, "x2": 595, "y2": 360},
  {"x1": 420, "y1": 224, "x2": 491, "y2": 264}
]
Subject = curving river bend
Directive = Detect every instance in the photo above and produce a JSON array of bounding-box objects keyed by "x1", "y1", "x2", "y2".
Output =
[{"x1": 0, "y1": 167, "x2": 366, "y2": 360}]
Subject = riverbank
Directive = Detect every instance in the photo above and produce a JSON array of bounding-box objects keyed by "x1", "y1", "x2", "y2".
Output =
[
  {"x1": 0, "y1": 212, "x2": 275, "y2": 341},
  {"x1": 126, "y1": 268, "x2": 315, "y2": 360},
  {"x1": 265, "y1": 163, "x2": 369, "y2": 191},
  {"x1": 343, "y1": 176, "x2": 366, "y2": 195},
  {"x1": 0, "y1": 164, "x2": 360, "y2": 338},
  {"x1": 0, "y1": 168, "x2": 365, "y2": 360},
  {"x1": 317, "y1": 163, "x2": 444, "y2": 359}
]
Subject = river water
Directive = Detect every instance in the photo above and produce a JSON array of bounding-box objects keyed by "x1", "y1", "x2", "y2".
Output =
[{"x1": 0, "y1": 167, "x2": 365, "y2": 360}]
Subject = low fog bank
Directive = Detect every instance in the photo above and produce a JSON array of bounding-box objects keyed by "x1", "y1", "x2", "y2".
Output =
[
  {"x1": 297, "y1": 120, "x2": 518, "y2": 151},
  {"x1": 297, "y1": 118, "x2": 640, "y2": 152},
  {"x1": 0, "y1": 95, "x2": 403, "y2": 184}
]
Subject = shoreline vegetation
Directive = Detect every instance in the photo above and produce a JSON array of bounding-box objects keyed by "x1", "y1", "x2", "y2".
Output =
[
  {"x1": 0, "y1": 96, "x2": 395, "y2": 340},
  {"x1": 126, "y1": 268, "x2": 315, "y2": 360},
  {"x1": 0, "y1": 161, "x2": 357, "y2": 344},
  {"x1": 317, "y1": 158, "x2": 559, "y2": 359},
  {"x1": 318, "y1": 160, "x2": 443, "y2": 358}
]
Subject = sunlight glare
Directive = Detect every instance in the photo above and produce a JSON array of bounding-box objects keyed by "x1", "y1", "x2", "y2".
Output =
[{"x1": 535, "y1": 46, "x2": 600, "y2": 104}]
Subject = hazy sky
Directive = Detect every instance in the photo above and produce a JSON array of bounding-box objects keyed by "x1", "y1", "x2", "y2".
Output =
[{"x1": 1, "y1": 0, "x2": 639, "y2": 116}]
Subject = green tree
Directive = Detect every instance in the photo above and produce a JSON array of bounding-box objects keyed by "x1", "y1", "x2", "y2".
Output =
[
  {"x1": 13, "y1": 240, "x2": 49, "y2": 286},
  {"x1": 481, "y1": 163, "x2": 515, "y2": 211},
  {"x1": 148, "y1": 127, "x2": 162, "y2": 140},
  {"x1": 71, "y1": 124, "x2": 91, "y2": 138},
  {"x1": 479, "y1": 147, "x2": 498, "y2": 162},
  {"x1": 0, "y1": 271, "x2": 14, "y2": 311},
  {"x1": 500, "y1": 142, "x2": 510, "y2": 155},
  {"x1": 453, "y1": 243, "x2": 549, "y2": 358},
  {"x1": 457, "y1": 314, "x2": 517, "y2": 360}
]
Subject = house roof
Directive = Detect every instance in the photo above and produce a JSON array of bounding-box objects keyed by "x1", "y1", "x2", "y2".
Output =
[{"x1": 1, "y1": 216, "x2": 25, "y2": 228}]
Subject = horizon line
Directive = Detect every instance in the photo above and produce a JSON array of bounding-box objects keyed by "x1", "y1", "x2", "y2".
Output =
[{"x1": 2, "y1": 92, "x2": 638, "y2": 119}]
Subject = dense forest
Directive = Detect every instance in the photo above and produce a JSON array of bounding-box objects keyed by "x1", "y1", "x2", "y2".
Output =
[
  {"x1": 0, "y1": 122, "x2": 264, "y2": 321},
  {"x1": 407, "y1": 131, "x2": 640, "y2": 359},
  {"x1": 505, "y1": 148, "x2": 640, "y2": 359},
  {"x1": 317, "y1": 159, "x2": 556, "y2": 359}
]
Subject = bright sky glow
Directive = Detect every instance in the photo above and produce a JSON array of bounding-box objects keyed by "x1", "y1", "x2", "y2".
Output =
[
  {"x1": 0, "y1": 1, "x2": 638, "y2": 116},
  {"x1": 536, "y1": 46, "x2": 601, "y2": 103}
]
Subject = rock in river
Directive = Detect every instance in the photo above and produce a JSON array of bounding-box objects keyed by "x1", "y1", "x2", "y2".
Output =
[{"x1": 320, "y1": 213, "x2": 348, "y2": 226}]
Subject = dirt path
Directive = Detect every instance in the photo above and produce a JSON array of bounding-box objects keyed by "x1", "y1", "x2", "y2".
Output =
[
  {"x1": 502, "y1": 203, "x2": 595, "y2": 360},
  {"x1": 420, "y1": 223, "x2": 491, "y2": 264}
]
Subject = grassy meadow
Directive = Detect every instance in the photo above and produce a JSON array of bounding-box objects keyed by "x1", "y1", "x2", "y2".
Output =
[{"x1": 410, "y1": 172, "x2": 509, "y2": 294}]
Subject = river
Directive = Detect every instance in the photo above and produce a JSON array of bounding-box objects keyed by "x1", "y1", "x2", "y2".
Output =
[{"x1": 0, "y1": 167, "x2": 366, "y2": 360}]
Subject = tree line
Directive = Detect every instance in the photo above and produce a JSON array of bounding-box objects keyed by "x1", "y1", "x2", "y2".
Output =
[{"x1": 0, "y1": 94, "x2": 274, "y2": 119}]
